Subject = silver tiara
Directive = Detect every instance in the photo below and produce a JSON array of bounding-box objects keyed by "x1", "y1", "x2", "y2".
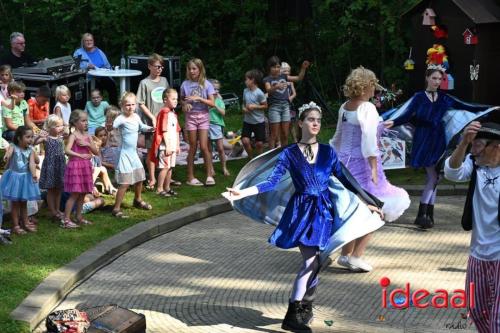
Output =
[
  {"x1": 298, "y1": 101, "x2": 322, "y2": 117},
  {"x1": 427, "y1": 64, "x2": 446, "y2": 72}
]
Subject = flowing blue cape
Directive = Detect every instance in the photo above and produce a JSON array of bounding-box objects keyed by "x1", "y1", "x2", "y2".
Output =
[
  {"x1": 382, "y1": 94, "x2": 499, "y2": 150},
  {"x1": 231, "y1": 147, "x2": 385, "y2": 264}
]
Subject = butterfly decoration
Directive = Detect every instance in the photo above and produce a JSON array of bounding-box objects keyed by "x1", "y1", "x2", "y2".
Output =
[{"x1": 470, "y1": 64, "x2": 480, "y2": 81}]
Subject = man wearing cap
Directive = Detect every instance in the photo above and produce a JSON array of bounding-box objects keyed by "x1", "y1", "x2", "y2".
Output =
[{"x1": 444, "y1": 121, "x2": 500, "y2": 333}]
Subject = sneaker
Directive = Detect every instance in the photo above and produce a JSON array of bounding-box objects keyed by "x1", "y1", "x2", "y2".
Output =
[
  {"x1": 348, "y1": 256, "x2": 373, "y2": 272},
  {"x1": 0, "y1": 235, "x2": 12, "y2": 245},
  {"x1": 337, "y1": 255, "x2": 358, "y2": 271}
]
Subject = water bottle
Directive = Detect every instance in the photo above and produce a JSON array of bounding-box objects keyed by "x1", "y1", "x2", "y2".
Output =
[{"x1": 120, "y1": 54, "x2": 126, "y2": 69}]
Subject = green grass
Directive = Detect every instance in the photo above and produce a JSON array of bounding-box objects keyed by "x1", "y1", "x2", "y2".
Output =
[
  {"x1": 0, "y1": 110, "x2": 450, "y2": 332},
  {"x1": 0, "y1": 157, "x2": 248, "y2": 333}
]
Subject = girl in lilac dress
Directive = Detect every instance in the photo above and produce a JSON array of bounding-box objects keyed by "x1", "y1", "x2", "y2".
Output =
[
  {"x1": 224, "y1": 102, "x2": 383, "y2": 331},
  {"x1": 331, "y1": 67, "x2": 410, "y2": 271},
  {"x1": 63, "y1": 109, "x2": 98, "y2": 228}
]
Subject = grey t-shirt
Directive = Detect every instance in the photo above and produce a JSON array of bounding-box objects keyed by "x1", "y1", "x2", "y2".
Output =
[
  {"x1": 243, "y1": 87, "x2": 267, "y2": 124},
  {"x1": 263, "y1": 74, "x2": 289, "y2": 105},
  {"x1": 136, "y1": 76, "x2": 169, "y2": 124}
]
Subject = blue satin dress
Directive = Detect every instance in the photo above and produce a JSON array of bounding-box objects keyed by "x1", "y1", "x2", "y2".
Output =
[
  {"x1": 391, "y1": 91, "x2": 490, "y2": 167},
  {"x1": 255, "y1": 143, "x2": 355, "y2": 250}
]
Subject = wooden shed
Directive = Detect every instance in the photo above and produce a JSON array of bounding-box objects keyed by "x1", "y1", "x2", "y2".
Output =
[{"x1": 402, "y1": 0, "x2": 500, "y2": 105}]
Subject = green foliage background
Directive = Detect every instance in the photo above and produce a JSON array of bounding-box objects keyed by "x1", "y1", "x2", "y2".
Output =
[{"x1": 0, "y1": 0, "x2": 418, "y2": 113}]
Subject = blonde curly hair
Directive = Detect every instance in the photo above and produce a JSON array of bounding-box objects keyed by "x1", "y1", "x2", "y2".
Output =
[{"x1": 342, "y1": 66, "x2": 379, "y2": 99}]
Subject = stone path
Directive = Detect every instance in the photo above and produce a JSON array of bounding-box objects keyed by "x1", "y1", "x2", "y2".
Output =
[{"x1": 35, "y1": 196, "x2": 477, "y2": 332}]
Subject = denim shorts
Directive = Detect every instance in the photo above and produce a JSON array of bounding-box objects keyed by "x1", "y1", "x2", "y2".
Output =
[
  {"x1": 268, "y1": 101, "x2": 291, "y2": 123},
  {"x1": 209, "y1": 124, "x2": 224, "y2": 140}
]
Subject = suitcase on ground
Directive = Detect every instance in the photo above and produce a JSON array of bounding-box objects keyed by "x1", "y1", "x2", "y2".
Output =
[{"x1": 84, "y1": 304, "x2": 146, "y2": 333}]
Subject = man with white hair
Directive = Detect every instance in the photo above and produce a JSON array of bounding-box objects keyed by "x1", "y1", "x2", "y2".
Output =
[
  {"x1": 444, "y1": 120, "x2": 500, "y2": 333},
  {"x1": 0, "y1": 32, "x2": 35, "y2": 68}
]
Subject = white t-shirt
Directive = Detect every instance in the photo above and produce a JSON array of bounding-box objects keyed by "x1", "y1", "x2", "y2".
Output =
[
  {"x1": 54, "y1": 101, "x2": 72, "y2": 125},
  {"x1": 164, "y1": 111, "x2": 179, "y2": 152},
  {"x1": 444, "y1": 154, "x2": 500, "y2": 260}
]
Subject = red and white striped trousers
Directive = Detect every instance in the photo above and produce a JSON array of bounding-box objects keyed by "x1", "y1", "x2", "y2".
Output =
[{"x1": 466, "y1": 256, "x2": 500, "y2": 333}]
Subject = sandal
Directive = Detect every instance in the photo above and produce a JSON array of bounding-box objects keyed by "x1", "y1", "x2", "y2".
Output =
[
  {"x1": 133, "y1": 199, "x2": 152, "y2": 210},
  {"x1": 77, "y1": 217, "x2": 93, "y2": 225},
  {"x1": 112, "y1": 210, "x2": 129, "y2": 218},
  {"x1": 157, "y1": 191, "x2": 171, "y2": 197},
  {"x1": 60, "y1": 218, "x2": 79, "y2": 229},
  {"x1": 170, "y1": 179, "x2": 182, "y2": 187},
  {"x1": 145, "y1": 180, "x2": 156, "y2": 190},
  {"x1": 51, "y1": 211, "x2": 65, "y2": 223},
  {"x1": 12, "y1": 226, "x2": 27, "y2": 235},
  {"x1": 166, "y1": 189, "x2": 178, "y2": 196},
  {"x1": 23, "y1": 223, "x2": 37, "y2": 233},
  {"x1": 186, "y1": 178, "x2": 204, "y2": 186},
  {"x1": 28, "y1": 216, "x2": 38, "y2": 225},
  {"x1": 205, "y1": 176, "x2": 216, "y2": 186}
]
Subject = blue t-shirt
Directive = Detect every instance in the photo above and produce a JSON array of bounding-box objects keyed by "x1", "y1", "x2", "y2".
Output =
[
  {"x1": 85, "y1": 100, "x2": 109, "y2": 128},
  {"x1": 87, "y1": 49, "x2": 106, "y2": 68},
  {"x1": 263, "y1": 74, "x2": 289, "y2": 105},
  {"x1": 243, "y1": 87, "x2": 266, "y2": 124}
]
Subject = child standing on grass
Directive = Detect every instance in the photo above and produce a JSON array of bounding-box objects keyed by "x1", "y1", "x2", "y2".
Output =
[
  {"x1": 85, "y1": 89, "x2": 109, "y2": 135},
  {"x1": 38, "y1": 114, "x2": 66, "y2": 222},
  {"x1": 102, "y1": 106, "x2": 121, "y2": 169},
  {"x1": 136, "y1": 53, "x2": 170, "y2": 190},
  {"x1": 180, "y1": 58, "x2": 216, "y2": 186},
  {"x1": 208, "y1": 79, "x2": 229, "y2": 176},
  {"x1": 242, "y1": 69, "x2": 267, "y2": 159},
  {"x1": 53, "y1": 85, "x2": 72, "y2": 135},
  {"x1": 91, "y1": 128, "x2": 117, "y2": 195},
  {"x1": 63, "y1": 109, "x2": 98, "y2": 228},
  {"x1": 1, "y1": 126, "x2": 41, "y2": 235},
  {"x1": 281, "y1": 62, "x2": 298, "y2": 142},
  {"x1": 149, "y1": 88, "x2": 181, "y2": 197},
  {"x1": 112, "y1": 92, "x2": 154, "y2": 218},
  {"x1": 264, "y1": 57, "x2": 310, "y2": 149}
]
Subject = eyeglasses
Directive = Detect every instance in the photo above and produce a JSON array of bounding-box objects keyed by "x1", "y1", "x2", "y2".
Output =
[{"x1": 153, "y1": 65, "x2": 164, "y2": 69}]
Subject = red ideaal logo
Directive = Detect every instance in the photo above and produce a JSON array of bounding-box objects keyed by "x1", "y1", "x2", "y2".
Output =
[{"x1": 380, "y1": 277, "x2": 475, "y2": 309}]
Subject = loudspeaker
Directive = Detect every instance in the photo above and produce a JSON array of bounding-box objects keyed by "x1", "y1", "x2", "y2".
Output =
[
  {"x1": 127, "y1": 55, "x2": 181, "y2": 93},
  {"x1": 16, "y1": 72, "x2": 88, "y2": 110}
]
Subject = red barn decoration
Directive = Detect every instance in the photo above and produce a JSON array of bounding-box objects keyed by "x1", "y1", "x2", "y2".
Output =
[
  {"x1": 431, "y1": 25, "x2": 448, "y2": 38},
  {"x1": 422, "y1": 8, "x2": 436, "y2": 25},
  {"x1": 463, "y1": 28, "x2": 478, "y2": 44},
  {"x1": 440, "y1": 73, "x2": 454, "y2": 90}
]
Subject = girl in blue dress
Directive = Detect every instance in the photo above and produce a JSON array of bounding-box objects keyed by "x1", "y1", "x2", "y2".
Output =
[
  {"x1": 385, "y1": 65, "x2": 491, "y2": 228},
  {"x1": 112, "y1": 92, "x2": 154, "y2": 218},
  {"x1": 224, "y1": 102, "x2": 383, "y2": 332},
  {"x1": 1, "y1": 126, "x2": 41, "y2": 235}
]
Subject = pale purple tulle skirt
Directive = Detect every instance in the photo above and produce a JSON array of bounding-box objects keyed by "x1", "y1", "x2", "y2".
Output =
[{"x1": 339, "y1": 153, "x2": 410, "y2": 222}]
